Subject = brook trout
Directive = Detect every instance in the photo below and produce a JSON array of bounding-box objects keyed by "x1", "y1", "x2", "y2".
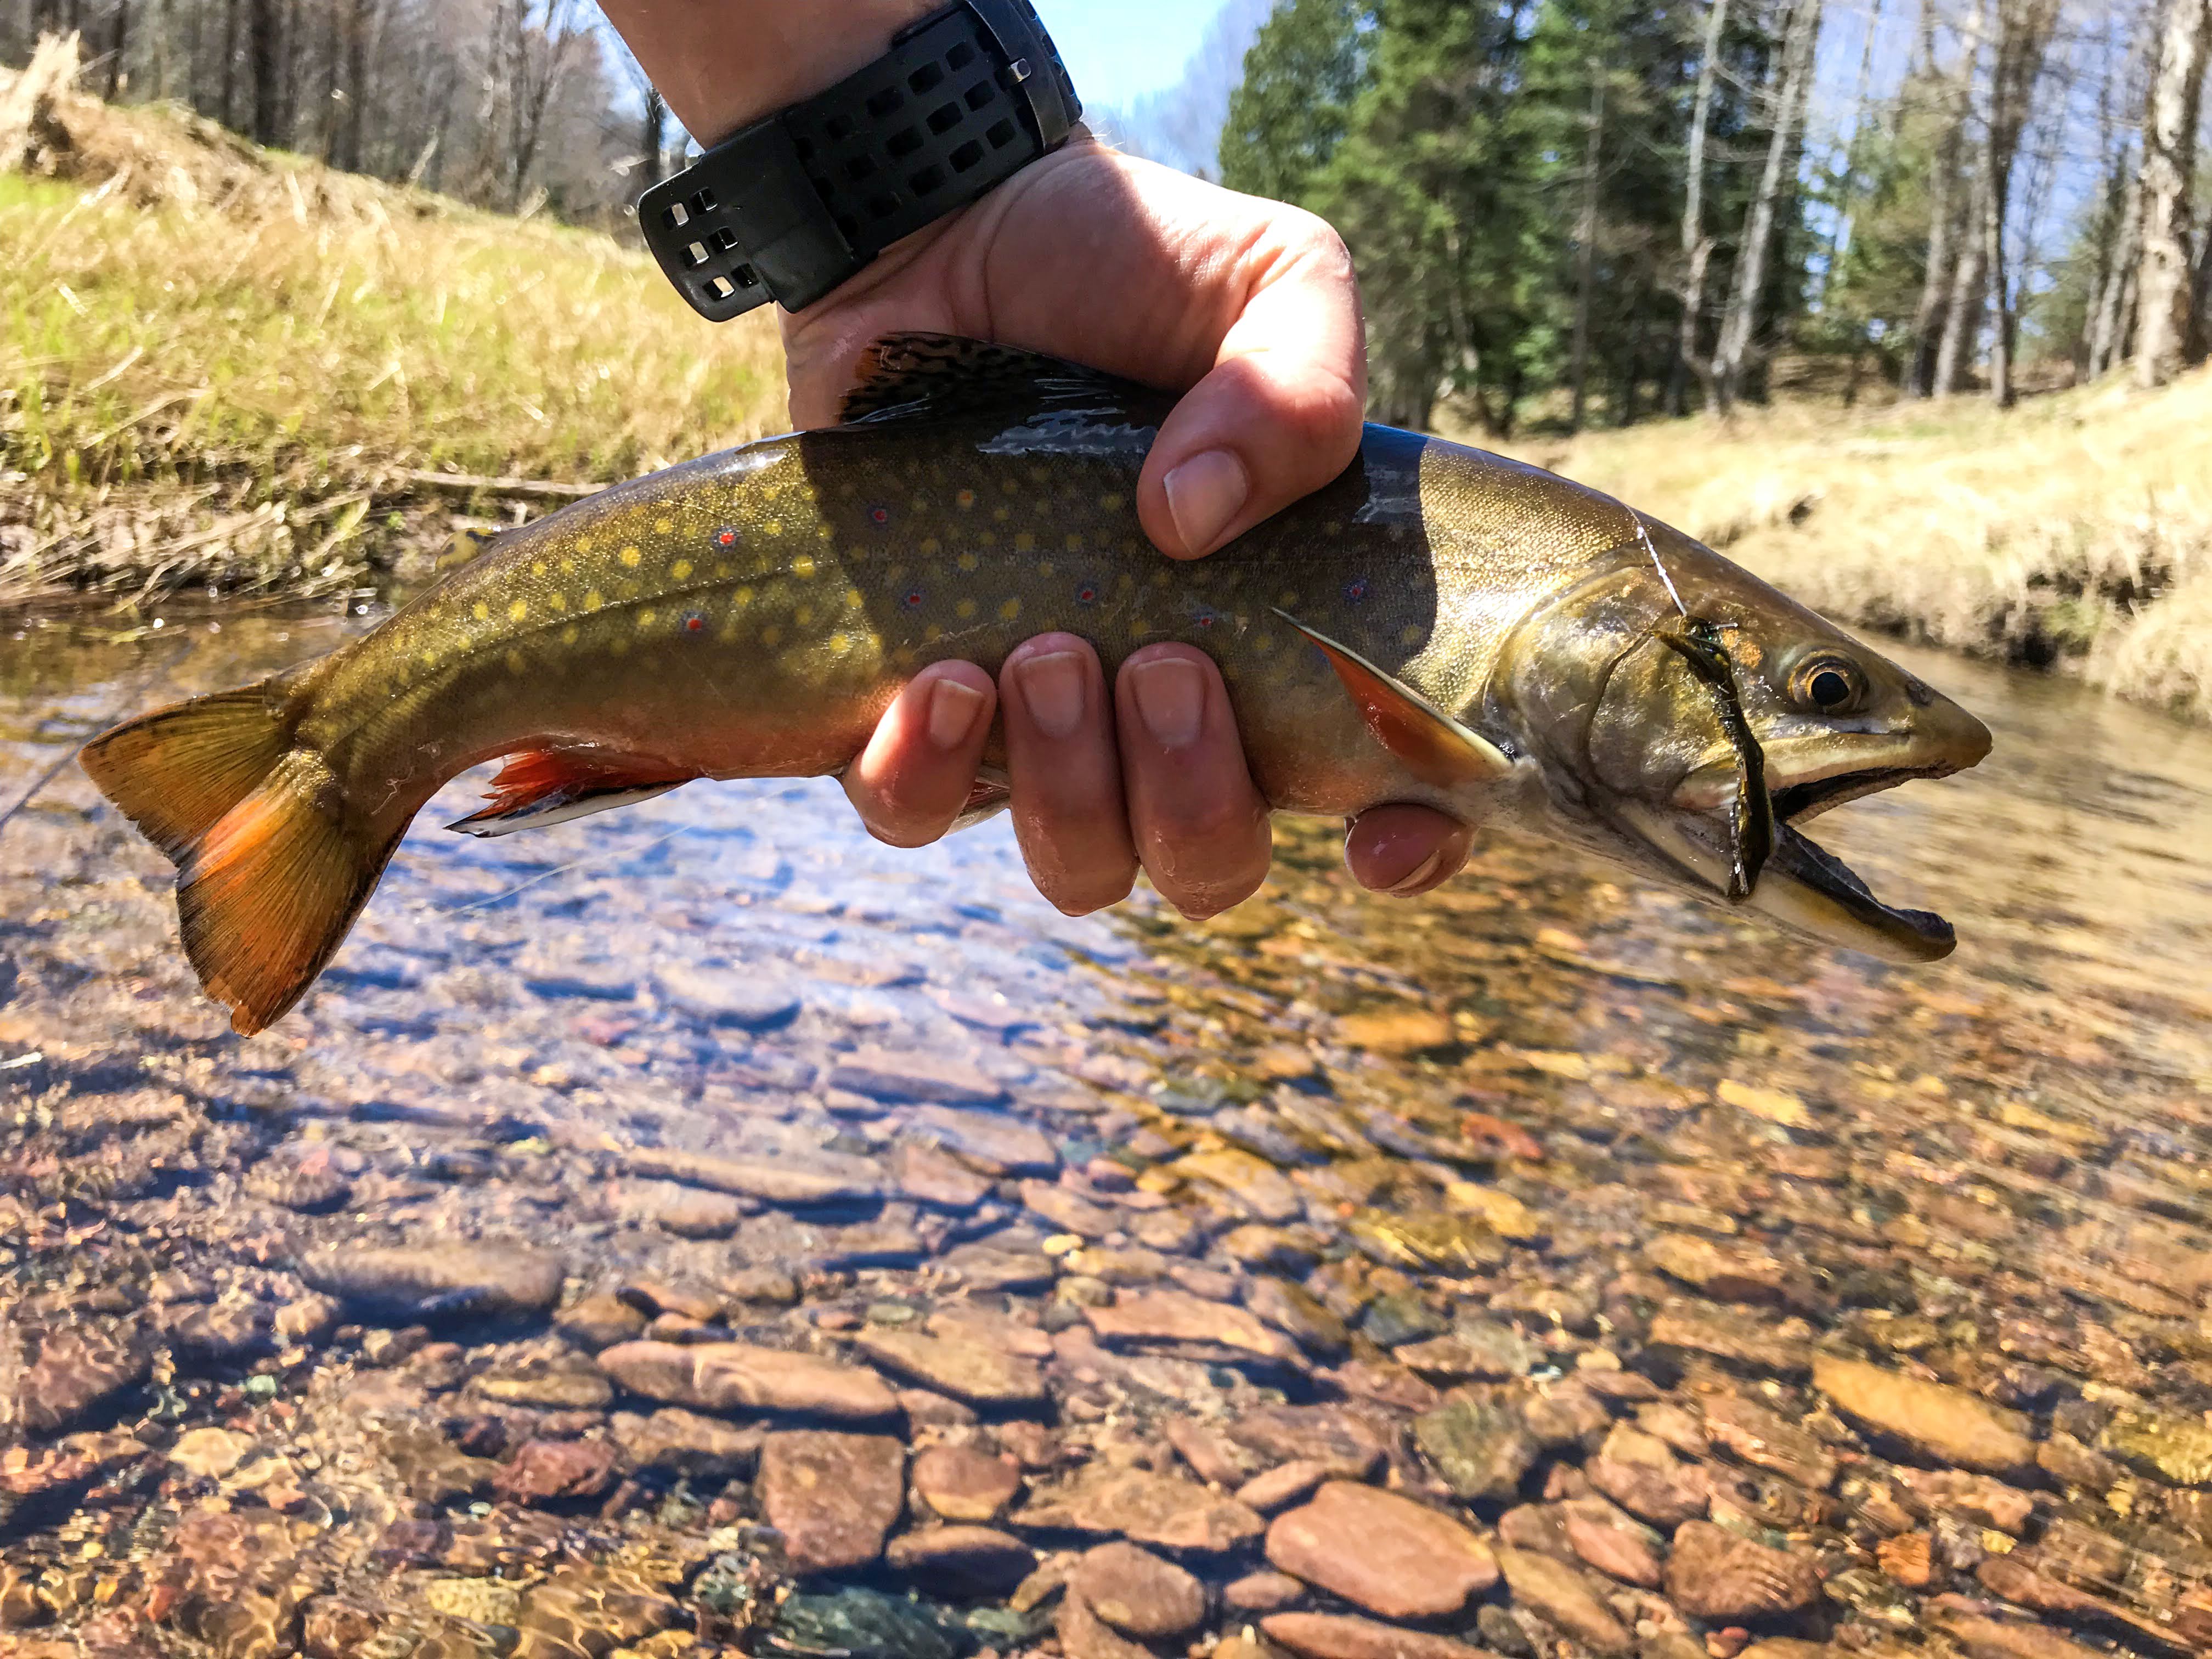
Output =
[{"x1": 81, "y1": 334, "x2": 1991, "y2": 1035}]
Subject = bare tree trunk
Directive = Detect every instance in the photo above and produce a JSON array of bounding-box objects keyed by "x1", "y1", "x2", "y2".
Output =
[
  {"x1": 1672, "y1": 0, "x2": 1730, "y2": 416},
  {"x1": 1982, "y1": 0, "x2": 2062, "y2": 407},
  {"x1": 1713, "y1": 0, "x2": 1823, "y2": 413},
  {"x1": 2135, "y1": 0, "x2": 2210, "y2": 386},
  {"x1": 1908, "y1": 111, "x2": 1961, "y2": 394},
  {"x1": 1934, "y1": 163, "x2": 1988, "y2": 391},
  {"x1": 336, "y1": 0, "x2": 371, "y2": 171},
  {"x1": 639, "y1": 82, "x2": 665, "y2": 189},
  {"x1": 218, "y1": 0, "x2": 238, "y2": 128},
  {"x1": 1568, "y1": 69, "x2": 1605, "y2": 433}
]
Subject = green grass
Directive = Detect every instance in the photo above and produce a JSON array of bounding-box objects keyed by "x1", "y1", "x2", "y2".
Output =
[{"x1": 0, "y1": 89, "x2": 786, "y2": 608}]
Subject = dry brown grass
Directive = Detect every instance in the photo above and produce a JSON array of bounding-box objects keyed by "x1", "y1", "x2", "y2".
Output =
[
  {"x1": 1481, "y1": 371, "x2": 2212, "y2": 724},
  {"x1": 1, "y1": 38, "x2": 786, "y2": 611}
]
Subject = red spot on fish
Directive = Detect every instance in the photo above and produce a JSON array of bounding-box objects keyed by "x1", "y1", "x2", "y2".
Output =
[
  {"x1": 1075, "y1": 582, "x2": 1098, "y2": 606},
  {"x1": 1345, "y1": 578, "x2": 1369, "y2": 604},
  {"x1": 685, "y1": 615, "x2": 704, "y2": 632},
  {"x1": 902, "y1": 588, "x2": 926, "y2": 610},
  {"x1": 870, "y1": 506, "x2": 890, "y2": 527},
  {"x1": 716, "y1": 528, "x2": 737, "y2": 548}
]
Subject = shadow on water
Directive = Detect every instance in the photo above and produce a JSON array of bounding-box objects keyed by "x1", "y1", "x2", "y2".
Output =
[{"x1": 2, "y1": 606, "x2": 2211, "y2": 1655}]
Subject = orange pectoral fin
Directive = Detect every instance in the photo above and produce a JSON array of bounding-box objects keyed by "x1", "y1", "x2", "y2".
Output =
[
  {"x1": 1274, "y1": 610, "x2": 1513, "y2": 790},
  {"x1": 447, "y1": 749, "x2": 693, "y2": 837}
]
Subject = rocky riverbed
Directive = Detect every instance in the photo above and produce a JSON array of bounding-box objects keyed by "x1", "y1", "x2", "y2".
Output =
[{"x1": 2, "y1": 612, "x2": 2211, "y2": 1659}]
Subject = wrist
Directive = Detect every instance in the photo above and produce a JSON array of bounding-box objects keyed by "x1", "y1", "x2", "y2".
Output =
[{"x1": 607, "y1": 0, "x2": 941, "y2": 145}]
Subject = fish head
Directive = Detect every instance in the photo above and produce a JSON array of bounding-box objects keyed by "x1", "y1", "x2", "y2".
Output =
[{"x1": 1504, "y1": 515, "x2": 1993, "y2": 962}]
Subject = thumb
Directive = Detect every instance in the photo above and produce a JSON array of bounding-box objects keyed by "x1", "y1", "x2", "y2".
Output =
[{"x1": 1136, "y1": 211, "x2": 1368, "y2": 559}]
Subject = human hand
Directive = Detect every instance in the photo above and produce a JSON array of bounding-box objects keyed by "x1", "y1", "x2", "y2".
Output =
[{"x1": 809, "y1": 137, "x2": 1471, "y2": 914}]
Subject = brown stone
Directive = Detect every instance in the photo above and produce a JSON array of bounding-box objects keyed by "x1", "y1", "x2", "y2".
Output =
[
  {"x1": 853, "y1": 1327, "x2": 1047, "y2": 1404},
  {"x1": 597, "y1": 1340, "x2": 896, "y2": 1419},
  {"x1": 622, "y1": 1144, "x2": 879, "y2": 1204},
  {"x1": 1057, "y1": 1592, "x2": 1155, "y2": 1659},
  {"x1": 1223, "y1": 1571, "x2": 1306, "y2": 1611},
  {"x1": 757, "y1": 1431, "x2": 905, "y2": 1574},
  {"x1": 1935, "y1": 1613, "x2": 2112, "y2": 1659},
  {"x1": 1813, "y1": 1353, "x2": 2035, "y2": 1473},
  {"x1": 885, "y1": 1525, "x2": 1035, "y2": 1594},
  {"x1": 1262, "y1": 1611, "x2": 1493, "y2": 1659},
  {"x1": 1664, "y1": 1520, "x2": 1820, "y2": 1620},
  {"x1": 1334, "y1": 1009, "x2": 1456, "y2": 1054},
  {"x1": 1165, "y1": 1416, "x2": 1257, "y2": 1487},
  {"x1": 891, "y1": 1141, "x2": 994, "y2": 1209},
  {"x1": 1560, "y1": 1500, "x2": 1662, "y2": 1588},
  {"x1": 1876, "y1": 1531, "x2": 1934, "y2": 1589},
  {"x1": 490, "y1": 1438, "x2": 619, "y2": 1505},
  {"x1": 1087, "y1": 1288, "x2": 1300, "y2": 1361},
  {"x1": 1229, "y1": 1404, "x2": 1391, "y2": 1479},
  {"x1": 912, "y1": 1443, "x2": 1022, "y2": 1521},
  {"x1": 1587, "y1": 1423, "x2": 1706, "y2": 1526},
  {"x1": 1013, "y1": 1467, "x2": 1265, "y2": 1553},
  {"x1": 1236, "y1": 1458, "x2": 1329, "y2": 1513},
  {"x1": 608, "y1": 1408, "x2": 763, "y2": 1479},
  {"x1": 556, "y1": 1293, "x2": 648, "y2": 1350},
  {"x1": 1070, "y1": 1541, "x2": 1207, "y2": 1637},
  {"x1": 1266, "y1": 1480, "x2": 1498, "y2": 1620},
  {"x1": 1495, "y1": 1546, "x2": 1633, "y2": 1656}
]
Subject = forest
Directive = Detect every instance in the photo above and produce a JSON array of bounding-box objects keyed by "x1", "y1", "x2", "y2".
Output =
[{"x1": 1220, "y1": 0, "x2": 2208, "y2": 430}]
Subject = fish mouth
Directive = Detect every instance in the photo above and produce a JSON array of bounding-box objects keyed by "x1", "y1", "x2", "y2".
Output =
[{"x1": 1654, "y1": 743, "x2": 1982, "y2": 963}]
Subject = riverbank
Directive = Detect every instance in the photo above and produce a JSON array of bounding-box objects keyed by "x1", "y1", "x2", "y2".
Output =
[
  {"x1": 1491, "y1": 372, "x2": 2212, "y2": 724},
  {"x1": 0, "y1": 43, "x2": 785, "y2": 611}
]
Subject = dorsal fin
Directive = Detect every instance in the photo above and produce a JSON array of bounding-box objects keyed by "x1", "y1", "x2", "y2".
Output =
[{"x1": 837, "y1": 332, "x2": 1167, "y2": 427}]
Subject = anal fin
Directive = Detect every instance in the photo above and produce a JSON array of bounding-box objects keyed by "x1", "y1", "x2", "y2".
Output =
[
  {"x1": 1273, "y1": 610, "x2": 1513, "y2": 788},
  {"x1": 448, "y1": 749, "x2": 692, "y2": 838}
]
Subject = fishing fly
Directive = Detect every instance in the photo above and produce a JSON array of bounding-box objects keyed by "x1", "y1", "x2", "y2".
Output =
[{"x1": 1634, "y1": 515, "x2": 1775, "y2": 904}]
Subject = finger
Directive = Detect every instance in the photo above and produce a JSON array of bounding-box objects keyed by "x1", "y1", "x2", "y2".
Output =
[
  {"x1": 1114, "y1": 645, "x2": 1272, "y2": 918},
  {"x1": 999, "y1": 634, "x2": 1139, "y2": 915},
  {"x1": 841, "y1": 662, "x2": 996, "y2": 847},
  {"x1": 1136, "y1": 208, "x2": 1367, "y2": 558},
  {"x1": 1344, "y1": 804, "x2": 1474, "y2": 898}
]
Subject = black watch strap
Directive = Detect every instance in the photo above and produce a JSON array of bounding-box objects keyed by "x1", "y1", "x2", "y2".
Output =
[{"x1": 639, "y1": 0, "x2": 1080, "y2": 322}]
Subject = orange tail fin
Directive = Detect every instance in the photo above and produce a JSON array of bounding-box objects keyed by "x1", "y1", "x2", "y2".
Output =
[{"x1": 79, "y1": 685, "x2": 394, "y2": 1035}]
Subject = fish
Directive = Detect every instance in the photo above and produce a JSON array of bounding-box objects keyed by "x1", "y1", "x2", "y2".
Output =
[{"x1": 79, "y1": 333, "x2": 1993, "y2": 1035}]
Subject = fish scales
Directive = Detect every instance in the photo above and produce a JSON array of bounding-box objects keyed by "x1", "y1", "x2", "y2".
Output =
[{"x1": 79, "y1": 333, "x2": 1993, "y2": 1035}]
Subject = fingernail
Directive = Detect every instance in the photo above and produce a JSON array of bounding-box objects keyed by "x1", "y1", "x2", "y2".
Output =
[
  {"x1": 1015, "y1": 650, "x2": 1086, "y2": 740},
  {"x1": 1387, "y1": 848, "x2": 1444, "y2": 897},
  {"x1": 926, "y1": 677, "x2": 987, "y2": 750},
  {"x1": 1129, "y1": 657, "x2": 1205, "y2": 748},
  {"x1": 1162, "y1": 448, "x2": 1250, "y2": 556}
]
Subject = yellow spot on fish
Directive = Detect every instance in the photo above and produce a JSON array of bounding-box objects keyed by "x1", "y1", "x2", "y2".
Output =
[
  {"x1": 1152, "y1": 571, "x2": 1170, "y2": 586},
  {"x1": 795, "y1": 605, "x2": 814, "y2": 626},
  {"x1": 994, "y1": 506, "x2": 1010, "y2": 523},
  {"x1": 655, "y1": 517, "x2": 673, "y2": 534},
  {"x1": 638, "y1": 609, "x2": 658, "y2": 628},
  {"x1": 955, "y1": 599, "x2": 978, "y2": 620},
  {"x1": 1100, "y1": 493, "x2": 1123, "y2": 510},
  {"x1": 561, "y1": 624, "x2": 579, "y2": 645},
  {"x1": 794, "y1": 554, "x2": 817, "y2": 578},
  {"x1": 830, "y1": 633, "x2": 852, "y2": 655},
  {"x1": 1065, "y1": 533, "x2": 1084, "y2": 552},
  {"x1": 419, "y1": 649, "x2": 438, "y2": 668},
  {"x1": 998, "y1": 597, "x2": 1021, "y2": 622},
  {"x1": 977, "y1": 532, "x2": 997, "y2": 549},
  {"x1": 550, "y1": 592, "x2": 567, "y2": 613},
  {"x1": 956, "y1": 489, "x2": 976, "y2": 510},
  {"x1": 1279, "y1": 590, "x2": 1299, "y2": 607},
  {"x1": 585, "y1": 589, "x2": 605, "y2": 611},
  {"x1": 1014, "y1": 532, "x2": 1036, "y2": 553},
  {"x1": 1401, "y1": 625, "x2": 1423, "y2": 647},
  {"x1": 506, "y1": 650, "x2": 527, "y2": 675},
  {"x1": 733, "y1": 586, "x2": 753, "y2": 608},
  {"x1": 530, "y1": 560, "x2": 546, "y2": 577},
  {"x1": 559, "y1": 556, "x2": 576, "y2": 574},
  {"x1": 577, "y1": 538, "x2": 595, "y2": 553},
  {"x1": 1002, "y1": 479, "x2": 1019, "y2": 495},
  {"x1": 611, "y1": 636, "x2": 630, "y2": 657},
  {"x1": 509, "y1": 599, "x2": 528, "y2": 622},
  {"x1": 924, "y1": 624, "x2": 944, "y2": 642},
  {"x1": 957, "y1": 552, "x2": 978, "y2": 572},
  {"x1": 719, "y1": 622, "x2": 740, "y2": 642},
  {"x1": 764, "y1": 520, "x2": 782, "y2": 537},
  {"x1": 844, "y1": 587, "x2": 864, "y2": 608},
  {"x1": 1038, "y1": 561, "x2": 1056, "y2": 579},
  {"x1": 893, "y1": 646, "x2": 918, "y2": 669},
  {"x1": 620, "y1": 546, "x2": 641, "y2": 567},
  {"x1": 761, "y1": 625, "x2": 783, "y2": 647},
  {"x1": 1255, "y1": 633, "x2": 1274, "y2": 652},
  {"x1": 919, "y1": 538, "x2": 940, "y2": 556},
  {"x1": 672, "y1": 559, "x2": 693, "y2": 580},
  {"x1": 714, "y1": 563, "x2": 732, "y2": 579},
  {"x1": 472, "y1": 601, "x2": 490, "y2": 622}
]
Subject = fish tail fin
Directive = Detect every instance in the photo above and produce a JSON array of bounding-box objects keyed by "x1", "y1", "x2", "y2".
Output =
[{"x1": 80, "y1": 685, "x2": 393, "y2": 1035}]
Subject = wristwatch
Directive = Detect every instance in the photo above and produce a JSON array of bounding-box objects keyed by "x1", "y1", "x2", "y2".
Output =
[{"x1": 638, "y1": 0, "x2": 1081, "y2": 322}]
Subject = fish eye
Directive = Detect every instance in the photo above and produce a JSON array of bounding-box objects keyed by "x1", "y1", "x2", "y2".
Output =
[{"x1": 1791, "y1": 654, "x2": 1866, "y2": 715}]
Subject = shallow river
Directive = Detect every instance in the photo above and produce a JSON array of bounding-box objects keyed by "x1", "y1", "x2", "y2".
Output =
[{"x1": 0, "y1": 608, "x2": 2209, "y2": 1659}]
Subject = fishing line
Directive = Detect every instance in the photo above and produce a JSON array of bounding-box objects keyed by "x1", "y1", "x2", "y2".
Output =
[
  {"x1": 0, "y1": 635, "x2": 194, "y2": 844},
  {"x1": 436, "y1": 822, "x2": 691, "y2": 915},
  {"x1": 1634, "y1": 515, "x2": 1689, "y2": 618}
]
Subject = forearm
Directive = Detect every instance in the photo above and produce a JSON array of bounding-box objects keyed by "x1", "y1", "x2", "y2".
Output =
[{"x1": 601, "y1": 0, "x2": 940, "y2": 144}]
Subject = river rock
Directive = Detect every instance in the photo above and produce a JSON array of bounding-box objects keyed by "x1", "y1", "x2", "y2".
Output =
[
  {"x1": 1070, "y1": 1541, "x2": 1207, "y2": 1637},
  {"x1": 1176, "y1": 1148, "x2": 1304, "y2": 1223},
  {"x1": 652, "y1": 963, "x2": 800, "y2": 1029},
  {"x1": 491, "y1": 1437, "x2": 618, "y2": 1504},
  {"x1": 1559, "y1": 1500, "x2": 1663, "y2": 1588},
  {"x1": 556, "y1": 1294, "x2": 648, "y2": 1351},
  {"x1": 1236, "y1": 1458, "x2": 1330, "y2": 1513},
  {"x1": 301, "y1": 1243, "x2": 564, "y2": 1323},
  {"x1": 1664, "y1": 1520, "x2": 1820, "y2": 1620},
  {"x1": 597, "y1": 1340, "x2": 897, "y2": 1419},
  {"x1": 1058, "y1": 1592, "x2": 1156, "y2": 1659},
  {"x1": 1587, "y1": 1423, "x2": 1707, "y2": 1526},
  {"x1": 892, "y1": 1141, "x2": 995, "y2": 1209},
  {"x1": 622, "y1": 1144, "x2": 879, "y2": 1205},
  {"x1": 1494, "y1": 1547, "x2": 1633, "y2": 1656},
  {"x1": 912, "y1": 1443, "x2": 1023, "y2": 1521},
  {"x1": 1396, "y1": 1322, "x2": 1538, "y2": 1380},
  {"x1": 2098, "y1": 1404, "x2": 2212, "y2": 1485},
  {"x1": 1229, "y1": 1404, "x2": 1391, "y2": 1479},
  {"x1": 603, "y1": 1178, "x2": 751, "y2": 1239},
  {"x1": 1414, "y1": 1392, "x2": 1539, "y2": 1502},
  {"x1": 1934, "y1": 1613, "x2": 2112, "y2": 1659},
  {"x1": 1813, "y1": 1353, "x2": 2036, "y2": 1473},
  {"x1": 1013, "y1": 1467, "x2": 1265, "y2": 1553},
  {"x1": 168, "y1": 1426, "x2": 255, "y2": 1480},
  {"x1": 828, "y1": 1048, "x2": 1008, "y2": 1105},
  {"x1": 1246, "y1": 1277, "x2": 1353, "y2": 1357},
  {"x1": 1224, "y1": 1571, "x2": 1306, "y2": 1611},
  {"x1": 906, "y1": 1104, "x2": 1059, "y2": 1174},
  {"x1": 940, "y1": 1243, "x2": 1056, "y2": 1291},
  {"x1": 757, "y1": 1431, "x2": 905, "y2": 1573},
  {"x1": 1333, "y1": 1009, "x2": 1455, "y2": 1054},
  {"x1": 1261, "y1": 1612, "x2": 1493, "y2": 1659},
  {"x1": 1266, "y1": 1481, "x2": 1498, "y2": 1618},
  {"x1": 853, "y1": 1327, "x2": 1047, "y2": 1404},
  {"x1": 609, "y1": 1407, "x2": 764, "y2": 1479},
  {"x1": 1087, "y1": 1288, "x2": 1300, "y2": 1361},
  {"x1": 885, "y1": 1525, "x2": 1035, "y2": 1594},
  {"x1": 1648, "y1": 1304, "x2": 1814, "y2": 1374}
]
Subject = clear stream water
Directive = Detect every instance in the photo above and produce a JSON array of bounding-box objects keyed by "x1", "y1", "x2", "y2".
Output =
[{"x1": 1, "y1": 607, "x2": 2209, "y2": 1656}]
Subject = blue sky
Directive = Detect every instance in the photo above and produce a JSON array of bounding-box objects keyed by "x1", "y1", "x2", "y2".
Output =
[{"x1": 1033, "y1": 1, "x2": 1213, "y2": 110}]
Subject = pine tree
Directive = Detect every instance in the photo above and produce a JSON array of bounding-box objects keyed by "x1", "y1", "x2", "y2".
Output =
[{"x1": 1218, "y1": 0, "x2": 1369, "y2": 204}]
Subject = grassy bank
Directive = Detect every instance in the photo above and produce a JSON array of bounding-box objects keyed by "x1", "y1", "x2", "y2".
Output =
[
  {"x1": 1, "y1": 49, "x2": 785, "y2": 610},
  {"x1": 1487, "y1": 374, "x2": 2212, "y2": 724}
]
